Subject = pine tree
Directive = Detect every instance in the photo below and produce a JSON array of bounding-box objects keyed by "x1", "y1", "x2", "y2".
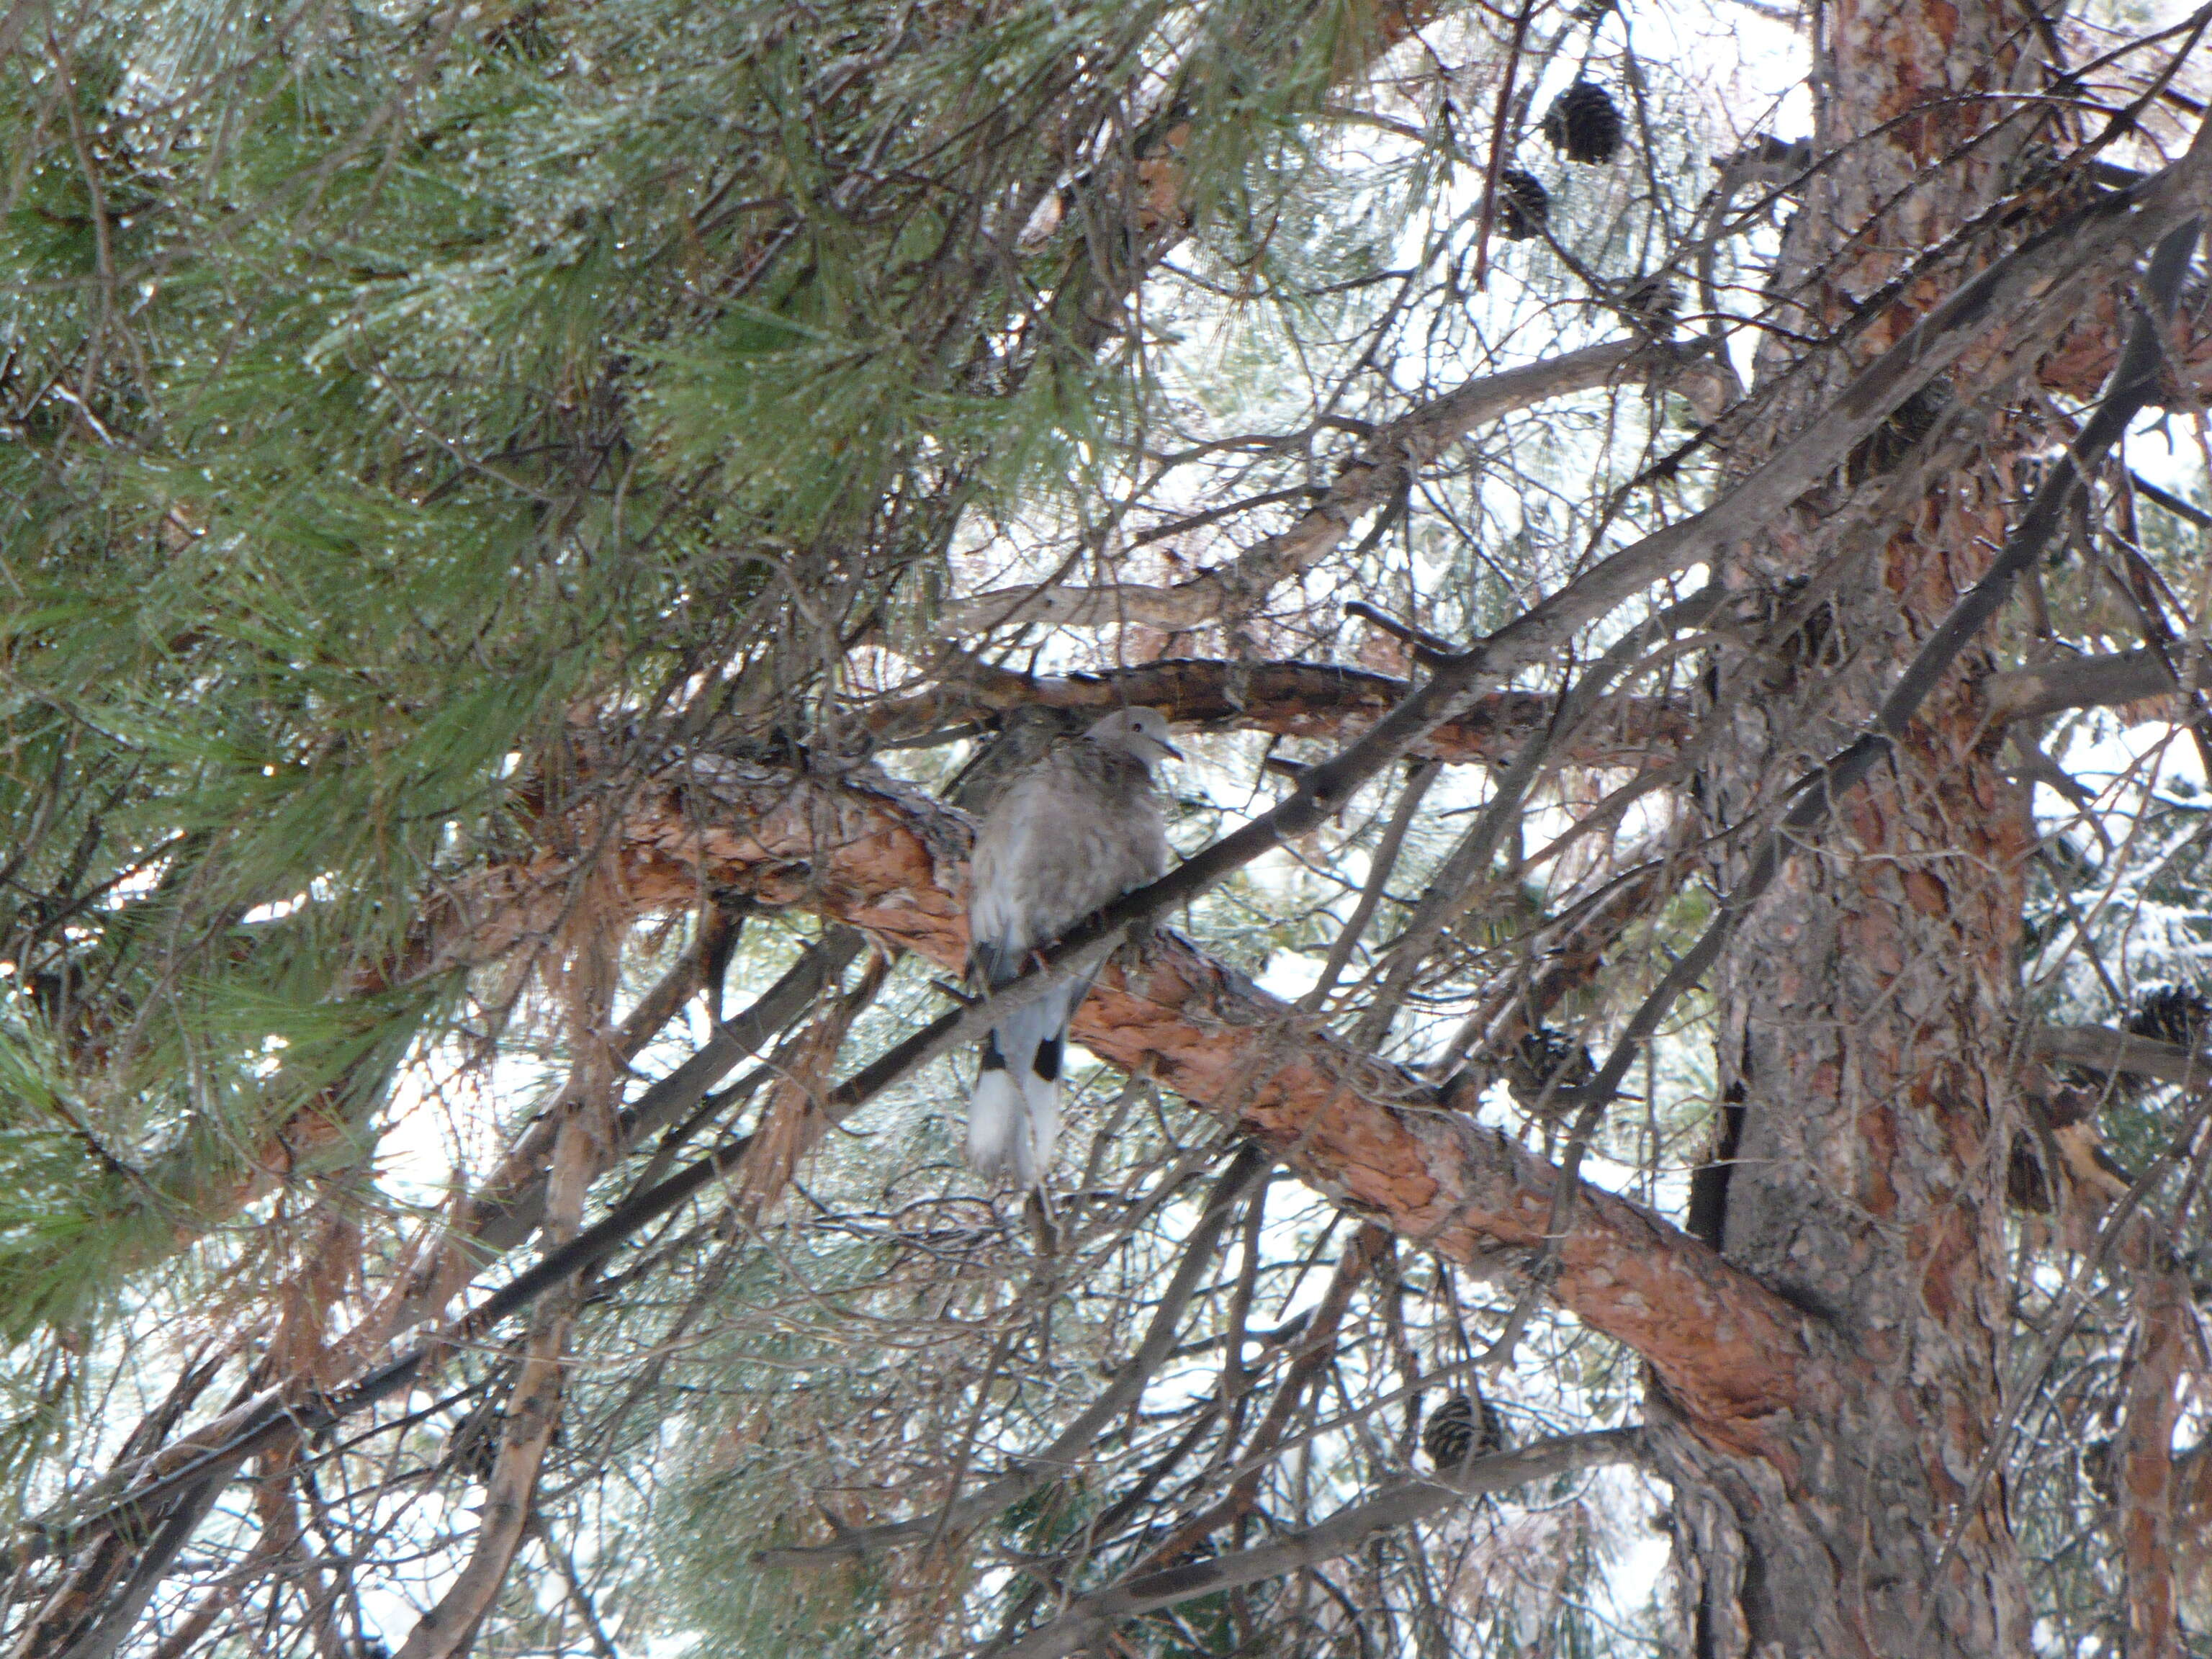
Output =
[{"x1": 2, "y1": 2, "x2": 2210, "y2": 1657}]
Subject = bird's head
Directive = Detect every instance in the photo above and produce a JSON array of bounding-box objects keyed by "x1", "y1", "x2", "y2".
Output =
[{"x1": 1085, "y1": 707, "x2": 1184, "y2": 765}]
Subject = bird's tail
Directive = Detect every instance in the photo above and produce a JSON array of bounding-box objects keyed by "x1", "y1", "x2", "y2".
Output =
[{"x1": 967, "y1": 984, "x2": 1078, "y2": 1187}]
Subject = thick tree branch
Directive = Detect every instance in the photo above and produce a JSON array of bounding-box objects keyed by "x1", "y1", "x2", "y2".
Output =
[
  {"x1": 874, "y1": 641, "x2": 2188, "y2": 777},
  {"x1": 55, "y1": 733, "x2": 2186, "y2": 1577},
  {"x1": 1985, "y1": 647, "x2": 2200, "y2": 723},
  {"x1": 606, "y1": 763, "x2": 1811, "y2": 1449},
  {"x1": 863, "y1": 657, "x2": 1690, "y2": 768},
  {"x1": 2031, "y1": 1024, "x2": 2212, "y2": 1087}
]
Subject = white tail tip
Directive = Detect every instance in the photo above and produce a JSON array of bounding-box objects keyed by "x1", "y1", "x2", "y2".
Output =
[{"x1": 968, "y1": 1070, "x2": 1030, "y2": 1186}]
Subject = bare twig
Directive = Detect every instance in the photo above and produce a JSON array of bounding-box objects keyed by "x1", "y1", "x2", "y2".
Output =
[
  {"x1": 757, "y1": 1146, "x2": 1271, "y2": 1562},
  {"x1": 987, "y1": 1430, "x2": 1644, "y2": 1659}
]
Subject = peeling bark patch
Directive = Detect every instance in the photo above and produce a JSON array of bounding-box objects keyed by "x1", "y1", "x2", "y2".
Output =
[
  {"x1": 1915, "y1": 1202, "x2": 1975, "y2": 1324},
  {"x1": 1902, "y1": 869, "x2": 1948, "y2": 917},
  {"x1": 1860, "y1": 1105, "x2": 1899, "y2": 1218}
]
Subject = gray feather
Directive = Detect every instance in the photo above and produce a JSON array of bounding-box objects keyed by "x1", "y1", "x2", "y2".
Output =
[{"x1": 963, "y1": 711, "x2": 1174, "y2": 1187}]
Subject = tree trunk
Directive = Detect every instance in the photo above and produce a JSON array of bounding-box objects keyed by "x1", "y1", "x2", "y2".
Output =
[{"x1": 1668, "y1": 2, "x2": 2044, "y2": 1651}]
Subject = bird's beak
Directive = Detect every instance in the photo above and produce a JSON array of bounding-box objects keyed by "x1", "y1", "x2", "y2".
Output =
[{"x1": 1161, "y1": 739, "x2": 1185, "y2": 761}]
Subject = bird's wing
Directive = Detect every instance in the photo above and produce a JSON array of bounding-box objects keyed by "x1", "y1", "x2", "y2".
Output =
[
  {"x1": 968, "y1": 743, "x2": 1170, "y2": 975},
  {"x1": 968, "y1": 938, "x2": 1018, "y2": 990},
  {"x1": 968, "y1": 763, "x2": 1058, "y2": 981}
]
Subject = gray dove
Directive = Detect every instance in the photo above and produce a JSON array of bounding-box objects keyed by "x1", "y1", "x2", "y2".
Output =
[{"x1": 966, "y1": 707, "x2": 1181, "y2": 1187}]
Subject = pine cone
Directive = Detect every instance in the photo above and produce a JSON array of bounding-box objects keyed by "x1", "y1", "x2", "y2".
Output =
[
  {"x1": 1424, "y1": 1390, "x2": 1505, "y2": 1469},
  {"x1": 1497, "y1": 168, "x2": 1550, "y2": 240},
  {"x1": 446, "y1": 1403, "x2": 505, "y2": 1481},
  {"x1": 1504, "y1": 1027, "x2": 1595, "y2": 1117},
  {"x1": 1620, "y1": 275, "x2": 1681, "y2": 335},
  {"x1": 2005, "y1": 1131, "x2": 2054, "y2": 1213},
  {"x1": 1845, "y1": 380, "x2": 1951, "y2": 485},
  {"x1": 2085, "y1": 1435, "x2": 2118, "y2": 1506},
  {"x1": 2130, "y1": 985, "x2": 2212, "y2": 1050},
  {"x1": 1542, "y1": 81, "x2": 1624, "y2": 165}
]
